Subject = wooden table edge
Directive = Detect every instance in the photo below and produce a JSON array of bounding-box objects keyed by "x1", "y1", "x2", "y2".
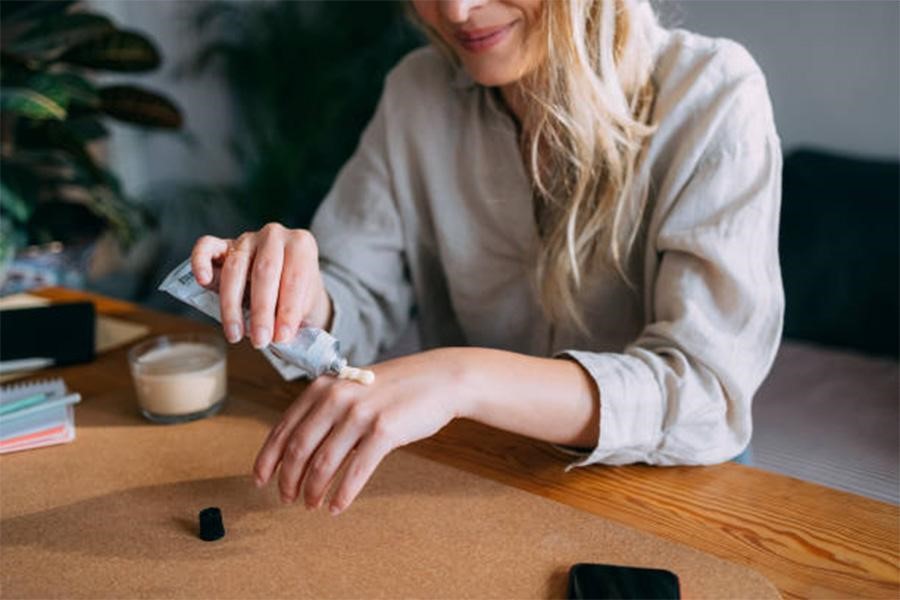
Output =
[{"x1": 26, "y1": 286, "x2": 900, "y2": 599}]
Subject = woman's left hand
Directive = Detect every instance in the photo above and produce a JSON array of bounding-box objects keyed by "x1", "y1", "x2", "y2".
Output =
[{"x1": 253, "y1": 348, "x2": 473, "y2": 515}]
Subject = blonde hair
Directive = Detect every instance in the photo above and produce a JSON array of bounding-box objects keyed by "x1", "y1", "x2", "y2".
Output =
[{"x1": 414, "y1": 0, "x2": 659, "y2": 330}]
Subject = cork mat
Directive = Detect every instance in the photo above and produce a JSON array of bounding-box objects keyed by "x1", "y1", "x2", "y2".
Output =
[{"x1": 0, "y1": 386, "x2": 779, "y2": 598}]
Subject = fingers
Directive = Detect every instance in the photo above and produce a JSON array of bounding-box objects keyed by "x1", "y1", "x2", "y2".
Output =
[
  {"x1": 193, "y1": 225, "x2": 318, "y2": 346},
  {"x1": 219, "y1": 233, "x2": 255, "y2": 343},
  {"x1": 252, "y1": 381, "x2": 323, "y2": 486},
  {"x1": 274, "y1": 383, "x2": 354, "y2": 503},
  {"x1": 249, "y1": 227, "x2": 286, "y2": 348},
  {"x1": 191, "y1": 235, "x2": 229, "y2": 286},
  {"x1": 274, "y1": 231, "x2": 317, "y2": 343},
  {"x1": 275, "y1": 407, "x2": 335, "y2": 504},
  {"x1": 255, "y1": 380, "x2": 390, "y2": 514},
  {"x1": 301, "y1": 401, "x2": 376, "y2": 509},
  {"x1": 327, "y1": 430, "x2": 392, "y2": 515}
]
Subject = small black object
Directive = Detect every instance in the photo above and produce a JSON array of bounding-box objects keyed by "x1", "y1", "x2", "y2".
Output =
[
  {"x1": 567, "y1": 563, "x2": 680, "y2": 599},
  {"x1": 0, "y1": 302, "x2": 95, "y2": 365},
  {"x1": 198, "y1": 507, "x2": 225, "y2": 542}
]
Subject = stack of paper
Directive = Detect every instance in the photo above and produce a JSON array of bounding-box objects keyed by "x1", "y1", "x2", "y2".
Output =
[{"x1": 0, "y1": 378, "x2": 81, "y2": 454}]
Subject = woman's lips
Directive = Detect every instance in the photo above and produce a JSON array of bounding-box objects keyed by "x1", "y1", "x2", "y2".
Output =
[{"x1": 454, "y1": 21, "x2": 517, "y2": 53}]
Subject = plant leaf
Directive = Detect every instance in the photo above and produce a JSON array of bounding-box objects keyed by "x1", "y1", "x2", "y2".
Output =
[
  {"x1": 0, "y1": 49, "x2": 37, "y2": 73},
  {"x1": 10, "y1": 13, "x2": 115, "y2": 58},
  {"x1": 27, "y1": 199, "x2": 108, "y2": 245},
  {"x1": 0, "y1": 174, "x2": 35, "y2": 223},
  {"x1": 57, "y1": 29, "x2": 161, "y2": 73},
  {"x1": 0, "y1": 87, "x2": 66, "y2": 119},
  {"x1": 99, "y1": 85, "x2": 182, "y2": 129},
  {"x1": 52, "y1": 72, "x2": 99, "y2": 107},
  {"x1": 0, "y1": 70, "x2": 95, "y2": 120},
  {"x1": 3, "y1": 151, "x2": 92, "y2": 194},
  {"x1": 92, "y1": 181, "x2": 143, "y2": 243},
  {"x1": 1, "y1": 1, "x2": 77, "y2": 26},
  {"x1": 13, "y1": 118, "x2": 104, "y2": 182},
  {"x1": 0, "y1": 214, "x2": 27, "y2": 262},
  {"x1": 64, "y1": 116, "x2": 108, "y2": 142}
]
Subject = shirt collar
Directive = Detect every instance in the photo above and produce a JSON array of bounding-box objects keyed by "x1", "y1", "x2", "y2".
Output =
[{"x1": 451, "y1": 64, "x2": 477, "y2": 90}]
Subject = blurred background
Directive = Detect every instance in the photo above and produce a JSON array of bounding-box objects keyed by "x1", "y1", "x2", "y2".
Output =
[{"x1": 1, "y1": 1, "x2": 897, "y2": 502}]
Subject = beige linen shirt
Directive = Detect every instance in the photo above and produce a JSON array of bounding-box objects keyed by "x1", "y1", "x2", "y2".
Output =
[{"x1": 311, "y1": 25, "x2": 784, "y2": 466}]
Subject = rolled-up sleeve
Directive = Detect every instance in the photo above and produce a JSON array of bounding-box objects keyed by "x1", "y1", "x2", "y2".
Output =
[
  {"x1": 311, "y1": 91, "x2": 413, "y2": 366},
  {"x1": 561, "y1": 71, "x2": 784, "y2": 467}
]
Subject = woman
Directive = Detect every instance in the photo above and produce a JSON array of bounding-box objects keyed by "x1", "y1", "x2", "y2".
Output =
[{"x1": 191, "y1": 0, "x2": 783, "y2": 515}]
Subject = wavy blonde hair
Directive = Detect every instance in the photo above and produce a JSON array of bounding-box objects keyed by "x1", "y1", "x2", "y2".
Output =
[{"x1": 414, "y1": 0, "x2": 659, "y2": 330}]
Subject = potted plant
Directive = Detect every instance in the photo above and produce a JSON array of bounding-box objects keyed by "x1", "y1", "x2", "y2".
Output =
[
  {"x1": 0, "y1": 0, "x2": 182, "y2": 292},
  {"x1": 180, "y1": 0, "x2": 422, "y2": 228}
]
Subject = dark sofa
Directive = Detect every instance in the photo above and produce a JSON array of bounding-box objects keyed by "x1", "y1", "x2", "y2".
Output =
[
  {"x1": 780, "y1": 149, "x2": 899, "y2": 357},
  {"x1": 750, "y1": 148, "x2": 899, "y2": 504}
]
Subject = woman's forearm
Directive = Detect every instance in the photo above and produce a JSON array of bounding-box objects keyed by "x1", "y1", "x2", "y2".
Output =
[{"x1": 451, "y1": 347, "x2": 600, "y2": 449}]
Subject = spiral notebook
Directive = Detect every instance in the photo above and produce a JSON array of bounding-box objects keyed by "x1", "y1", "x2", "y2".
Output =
[{"x1": 0, "y1": 378, "x2": 81, "y2": 454}]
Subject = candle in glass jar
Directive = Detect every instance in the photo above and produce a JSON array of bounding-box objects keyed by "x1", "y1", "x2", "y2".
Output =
[{"x1": 129, "y1": 334, "x2": 227, "y2": 423}]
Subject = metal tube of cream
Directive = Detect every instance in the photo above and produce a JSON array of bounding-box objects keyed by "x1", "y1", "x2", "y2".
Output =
[{"x1": 158, "y1": 259, "x2": 373, "y2": 384}]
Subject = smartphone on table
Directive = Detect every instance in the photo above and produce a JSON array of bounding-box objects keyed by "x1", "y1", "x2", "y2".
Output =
[{"x1": 567, "y1": 562, "x2": 680, "y2": 599}]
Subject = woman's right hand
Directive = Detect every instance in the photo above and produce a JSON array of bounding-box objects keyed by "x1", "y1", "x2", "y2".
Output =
[{"x1": 191, "y1": 223, "x2": 332, "y2": 348}]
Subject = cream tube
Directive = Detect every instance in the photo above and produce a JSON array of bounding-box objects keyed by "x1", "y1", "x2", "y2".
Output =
[{"x1": 158, "y1": 259, "x2": 374, "y2": 384}]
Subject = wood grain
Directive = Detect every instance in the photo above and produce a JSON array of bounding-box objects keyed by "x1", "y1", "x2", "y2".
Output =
[{"x1": 28, "y1": 287, "x2": 900, "y2": 598}]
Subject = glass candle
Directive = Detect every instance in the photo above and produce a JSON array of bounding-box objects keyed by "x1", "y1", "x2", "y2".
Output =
[{"x1": 128, "y1": 333, "x2": 227, "y2": 424}]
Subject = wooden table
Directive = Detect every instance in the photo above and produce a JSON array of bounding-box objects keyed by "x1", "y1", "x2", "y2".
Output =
[{"x1": 13, "y1": 288, "x2": 900, "y2": 598}]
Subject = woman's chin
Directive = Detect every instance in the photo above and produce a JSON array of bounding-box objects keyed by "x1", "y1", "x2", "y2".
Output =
[{"x1": 463, "y1": 65, "x2": 520, "y2": 88}]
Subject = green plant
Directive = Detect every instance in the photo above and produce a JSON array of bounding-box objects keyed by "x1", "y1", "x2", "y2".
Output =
[
  {"x1": 182, "y1": 0, "x2": 423, "y2": 228},
  {"x1": 0, "y1": 0, "x2": 183, "y2": 263}
]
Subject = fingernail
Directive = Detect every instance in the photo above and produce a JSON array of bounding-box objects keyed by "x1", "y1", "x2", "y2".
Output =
[
  {"x1": 254, "y1": 476, "x2": 264, "y2": 488},
  {"x1": 328, "y1": 504, "x2": 340, "y2": 516},
  {"x1": 252, "y1": 326, "x2": 270, "y2": 348},
  {"x1": 225, "y1": 322, "x2": 241, "y2": 343},
  {"x1": 275, "y1": 324, "x2": 292, "y2": 343}
]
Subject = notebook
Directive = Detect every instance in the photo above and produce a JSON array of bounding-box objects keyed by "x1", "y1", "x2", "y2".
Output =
[{"x1": 0, "y1": 378, "x2": 81, "y2": 454}]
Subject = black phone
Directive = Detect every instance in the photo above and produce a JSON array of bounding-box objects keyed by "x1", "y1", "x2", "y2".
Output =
[
  {"x1": 0, "y1": 302, "x2": 95, "y2": 366},
  {"x1": 567, "y1": 563, "x2": 680, "y2": 600}
]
